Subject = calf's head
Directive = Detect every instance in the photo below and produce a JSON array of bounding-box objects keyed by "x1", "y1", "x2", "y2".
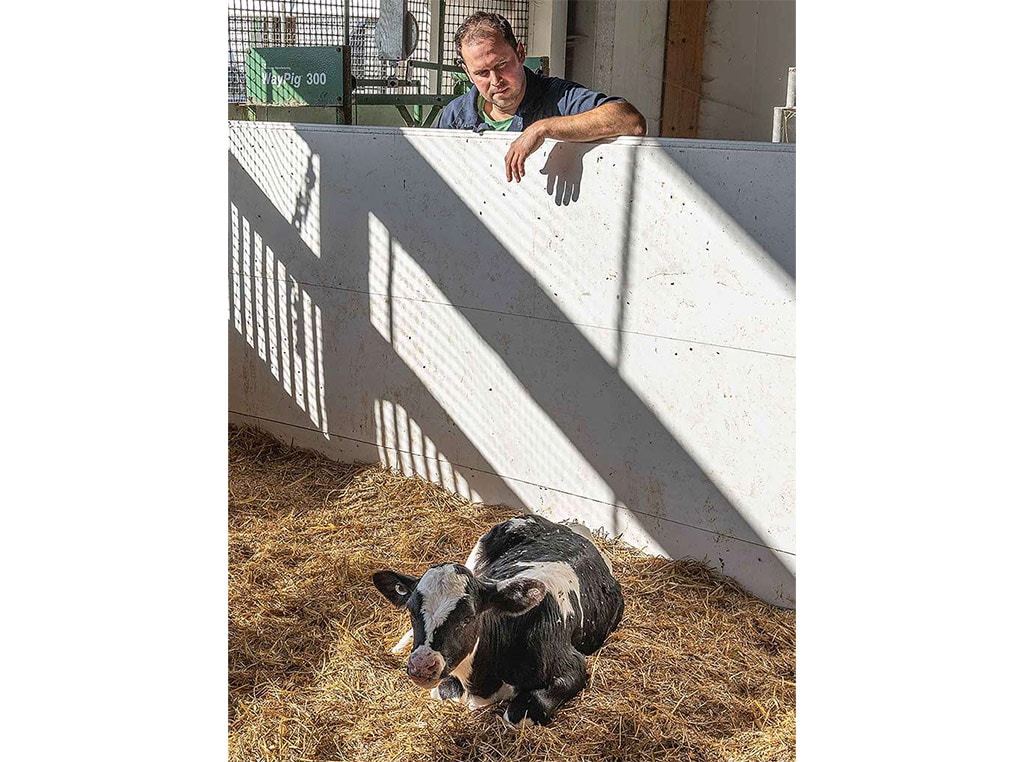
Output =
[{"x1": 372, "y1": 563, "x2": 546, "y2": 689}]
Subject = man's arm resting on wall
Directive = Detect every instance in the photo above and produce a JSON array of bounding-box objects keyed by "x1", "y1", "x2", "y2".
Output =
[{"x1": 504, "y1": 101, "x2": 647, "y2": 182}]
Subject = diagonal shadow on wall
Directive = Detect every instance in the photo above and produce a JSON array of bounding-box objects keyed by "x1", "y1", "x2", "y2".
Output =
[
  {"x1": 228, "y1": 124, "x2": 794, "y2": 607},
  {"x1": 659, "y1": 139, "x2": 796, "y2": 280}
]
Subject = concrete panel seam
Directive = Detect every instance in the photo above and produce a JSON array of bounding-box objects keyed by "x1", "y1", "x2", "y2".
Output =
[{"x1": 229, "y1": 274, "x2": 796, "y2": 360}]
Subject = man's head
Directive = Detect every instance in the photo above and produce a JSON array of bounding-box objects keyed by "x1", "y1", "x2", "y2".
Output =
[{"x1": 454, "y1": 12, "x2": 527, "y2": 116}]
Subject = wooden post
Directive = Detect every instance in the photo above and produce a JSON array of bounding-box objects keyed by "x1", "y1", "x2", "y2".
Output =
[{"x1": 659, "y1": 0, "x2": 708, "y2": 138}]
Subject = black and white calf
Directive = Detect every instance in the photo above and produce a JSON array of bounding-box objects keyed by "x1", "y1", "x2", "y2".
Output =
[{"x1": 372, "y1": 514, "x2": 624, "y2": 726}]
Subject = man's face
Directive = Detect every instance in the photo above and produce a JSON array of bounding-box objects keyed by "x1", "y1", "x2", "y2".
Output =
[{"x1": 460, "y1": 33, "x2": 527, "y2": 115}]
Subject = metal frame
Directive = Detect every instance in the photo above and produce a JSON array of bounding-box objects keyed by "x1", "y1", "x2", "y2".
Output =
[{"x1": 228, "y1": 0, "x2": 532, "y2": 127}]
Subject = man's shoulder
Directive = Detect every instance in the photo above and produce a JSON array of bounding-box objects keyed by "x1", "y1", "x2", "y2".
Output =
[
  {"x1": 527, "y1": 71, "x2": 579, "y2": 97},
  {"x1": 526, "y1": 69, "x2": 564, "y2": 96},
  {"x1": 437, "y1": 89, "x2": 480, "y2": 129},
  {"x1": 528, "y1": 70, "x2": 624, "y2": 116}
]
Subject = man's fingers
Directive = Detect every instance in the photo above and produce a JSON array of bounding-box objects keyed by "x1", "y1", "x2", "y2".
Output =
[
  {"x1": 506, "y1": 133, "x2": 541, "y2": 183},
  {"x1": 507, "y1": 149, "x2": 524, "y2": 183}
]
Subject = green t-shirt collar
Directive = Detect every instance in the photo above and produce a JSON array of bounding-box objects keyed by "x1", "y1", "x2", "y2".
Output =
[{"x1": 477, "y1": 94, "x2": 515, "y2": 131}]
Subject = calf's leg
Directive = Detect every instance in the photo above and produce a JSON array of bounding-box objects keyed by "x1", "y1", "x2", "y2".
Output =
[
  {"x1": 503, "y1": 652, "x2": 587, "y2": 727},
  {"x1": 390, "y1": 628, "x2": 414, "y2": 654},
  {"x1": 430, "y1": 676, "x2": 465, "y2": 702}
]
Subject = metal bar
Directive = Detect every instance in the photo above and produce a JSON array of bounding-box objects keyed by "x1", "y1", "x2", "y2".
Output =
[
  {"x1": 353, "y1": 93, "x2": 454, "y2": 106},
  {"x1": 436, "y1": 0, "x2": 446, "y2": 94},
  {"x1": 355, "y1": 78, "x2": 423, "y2": 88},
  {"x1": 395, "y1": 104, "x2": 416, "y2": 126},
  {"x1": 344, "y1": 0, "x2": 350, "y2": 47},
  {"x1": 341, "y1": 44, "x2": 353, "y2": 124},
  {"x1": 408, "y1": 59, "x2": 464, "y2": 75}
]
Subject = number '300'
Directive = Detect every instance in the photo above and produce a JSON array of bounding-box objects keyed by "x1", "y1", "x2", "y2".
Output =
[{"x1": 307, "y1": 72, "x2": 326, "y2": 85}]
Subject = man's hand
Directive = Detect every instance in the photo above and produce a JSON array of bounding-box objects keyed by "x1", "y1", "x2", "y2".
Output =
[
  {"x1": 505, "y1": 123, "x2": 547, "y2": 183},
  {"x1": 502, "y1": 102, "x2": 645, "y2": 184}
]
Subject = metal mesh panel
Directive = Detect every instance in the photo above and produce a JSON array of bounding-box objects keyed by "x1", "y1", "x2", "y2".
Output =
[
  {"x1": 228, "y1": 1, "x2": 530, "y2": 103},
  {"x1": 228, "y1": 0, "x2": 434, "y2": 102},
  {"x1": 441, "y1": 0, "x2": 529, "y2": 94}
]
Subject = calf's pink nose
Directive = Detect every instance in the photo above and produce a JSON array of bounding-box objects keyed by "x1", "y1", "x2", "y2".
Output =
[{"x1": 407, "y1": 650, "x2": 442, "y2": 678}]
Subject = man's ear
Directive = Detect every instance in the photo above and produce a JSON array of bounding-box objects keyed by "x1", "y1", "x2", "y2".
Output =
[
  {"x1": 482, "y1": 577, "x2": 546, "y2": 615},
  {"x1": 372, "y1": 570, "x2": 419, "y2": 607},
  {"x1": 516, "y1": 42, "x2": 526, "y2": 63}
]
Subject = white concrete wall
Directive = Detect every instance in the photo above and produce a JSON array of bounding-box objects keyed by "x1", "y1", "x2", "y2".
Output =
[
  {"x1": 700, "y1": 0, "x2": 796, "y2": 141},
  {"x1": 564, "y1": 0, "x2": 668, "y2": 137},
  {"x1": 527, "y1": 0, "x2": 568, "y2": 78},
  {"x1": 227, "y1": 122, "x2": 795, "y2": 607}
]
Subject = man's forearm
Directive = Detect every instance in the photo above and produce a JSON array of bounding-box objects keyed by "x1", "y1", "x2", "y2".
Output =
[
  {"x1": 503, "y1": 101, "x2": 647, "y2": 182},
  {"x1": 532, "y1": 101, "x2": 647, "y2": 143}
]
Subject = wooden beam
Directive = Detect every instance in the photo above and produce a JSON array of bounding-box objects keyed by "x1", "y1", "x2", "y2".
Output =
[{"x1": 659, "y1": 0, "x2": 708, "y2": 138}]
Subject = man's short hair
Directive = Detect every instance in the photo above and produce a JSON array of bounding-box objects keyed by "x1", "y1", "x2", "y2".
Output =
[{"x1": 454, "y1": 11, "x2": 519, "y2": 65}]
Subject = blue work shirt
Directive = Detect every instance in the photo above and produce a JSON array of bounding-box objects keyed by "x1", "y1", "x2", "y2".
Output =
[{"x1": 436, "y1": 67, "x2": 624, "y2": 133}]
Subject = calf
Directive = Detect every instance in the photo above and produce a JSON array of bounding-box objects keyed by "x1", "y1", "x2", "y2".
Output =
[{"x1": 372, "y1": 514, "x2": 624, "y2": 726}]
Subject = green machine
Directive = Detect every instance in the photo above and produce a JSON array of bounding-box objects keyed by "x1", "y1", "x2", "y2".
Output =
[{"x1": 245, "y1": 46, "x2": 353, "y2": 124}]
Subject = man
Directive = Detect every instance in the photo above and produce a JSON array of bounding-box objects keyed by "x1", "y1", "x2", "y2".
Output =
[{"x1": 436, "y1": 11, "x2": 647, "y2": 183}]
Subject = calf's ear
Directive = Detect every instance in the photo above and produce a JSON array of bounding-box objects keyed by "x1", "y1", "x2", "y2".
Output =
[
  {"x1": 484, "y1": 577, "x2": 547, "y2": 615},
  {"x1": 372, "y1": 570, "x2": 419, "y2": 606}
]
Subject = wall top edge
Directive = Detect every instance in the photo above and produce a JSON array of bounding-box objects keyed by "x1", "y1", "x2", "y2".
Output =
[{"x1": 227, "y1": 120, "x2": 796, "y2": 154}]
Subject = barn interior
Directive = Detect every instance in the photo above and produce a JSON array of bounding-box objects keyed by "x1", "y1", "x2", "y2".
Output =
[{"x1": 228, "y1": 2, "x2": 796, "y2": 759}]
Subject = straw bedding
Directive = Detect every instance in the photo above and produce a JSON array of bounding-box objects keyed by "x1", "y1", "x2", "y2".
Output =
[{"x1": 229, "y1": 425, "x2": 795, "y2": 762}]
